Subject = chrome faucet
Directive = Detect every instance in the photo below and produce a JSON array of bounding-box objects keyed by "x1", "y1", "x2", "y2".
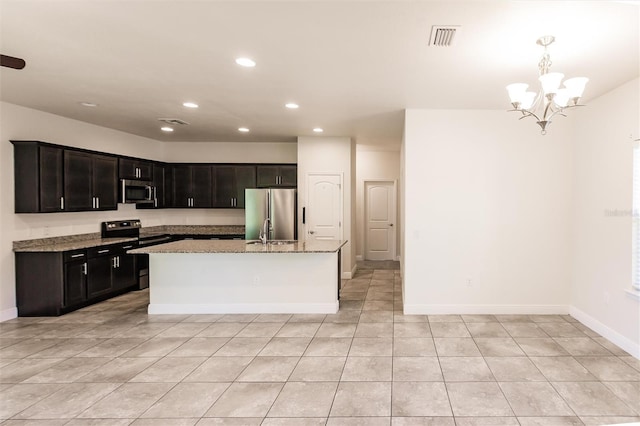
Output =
[{"x1": 259, "y1": 218, "x2": 271, "y2": 244}]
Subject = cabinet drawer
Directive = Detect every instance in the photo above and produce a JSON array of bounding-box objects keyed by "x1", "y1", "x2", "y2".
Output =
[
  {"x1": 64, "y1": 249, "x2": 87, "y2": 262},
  {"x1": 87, "y1": 245, "x2": 116, "y2": 258}
]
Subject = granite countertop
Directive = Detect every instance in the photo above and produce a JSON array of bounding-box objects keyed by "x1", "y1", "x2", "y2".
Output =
[
  {"x1": 14, "y1": 225, "x2": 246, "y2": 252},
  {"x1": 13, "y1": 237, "x2": 138, "y2": 253},
  {"x1": 129, "y1": 239, "x2": 347, "y2": 254},
  {"x1": 140, "y1": 225, "x2": 245, "y2": 237}
]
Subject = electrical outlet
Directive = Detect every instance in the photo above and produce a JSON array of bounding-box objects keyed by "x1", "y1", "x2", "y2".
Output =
[
  {"x1": 253, "y1": 275, "x2": 260, "y2": 285},
  {"x1": 466, "y1": 277, "x2": 472, "y2": 287},
  {"x1": 43, "y1": 226, "x2": 51, "y2": 236}
]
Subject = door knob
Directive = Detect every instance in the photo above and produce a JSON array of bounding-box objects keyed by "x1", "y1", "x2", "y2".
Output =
[
  {"x1": 309, "y1": 230, "x2": 315, "y2": 234},
  {"x1": 390, "y1": 224, "x2": 394, "y2": 227}
]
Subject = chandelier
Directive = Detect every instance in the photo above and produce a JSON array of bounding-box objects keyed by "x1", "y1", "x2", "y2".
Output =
[{"x1": 506, "y1": 36, "x2": 588, "y2": 135}]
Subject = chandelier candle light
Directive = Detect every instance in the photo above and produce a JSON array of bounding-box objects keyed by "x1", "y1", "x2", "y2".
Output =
[{"x1": 506, "y1": 36, "x2": 588, "y2": 135}]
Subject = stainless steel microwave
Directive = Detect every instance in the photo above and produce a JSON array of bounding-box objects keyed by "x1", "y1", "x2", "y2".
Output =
[{"x1": 120, "y1": 179, "x2": 154, "y2": 204}]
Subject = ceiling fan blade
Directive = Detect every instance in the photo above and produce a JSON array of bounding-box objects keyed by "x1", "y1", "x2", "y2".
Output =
[{"x1": 1, "y1": 54, "x2": 26, "y2": 70}]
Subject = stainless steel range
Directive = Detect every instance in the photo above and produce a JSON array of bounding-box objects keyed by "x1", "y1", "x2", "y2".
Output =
[{"x1": 101, "y1": 219, "x2": 172, "y2": 290}]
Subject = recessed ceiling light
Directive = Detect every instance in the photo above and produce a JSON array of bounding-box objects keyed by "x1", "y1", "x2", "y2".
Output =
[
  {"x1": 285, "y1": 103, "x2": 299, "y2": 109},
  {"x1": 79, "y1": 102, "x2": 98, "y2": 107},
  {"x1": 238, "y1": 127, "x2": 250, "y2": 133},
  {"x1": 313, "y1": 128, "x2": 324, "y2": 133},
  {"x1": 235, "y1": 57, "x2": 256, "y2": 67},
  {"x1": 182, "y1": 102, "x2": 198, "y2": 108},
  {"x1": 161, "y1": 127, "x2": 174, "y2": 132}
]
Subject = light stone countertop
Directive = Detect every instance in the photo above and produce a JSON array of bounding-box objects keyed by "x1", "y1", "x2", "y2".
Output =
[
  {"x1": 13, "y1": 225, "x2": 246, "y2": 252},
  {"x1": 128, "y1": 239, "x2": 347, "y2": 254},
  {"x1": 13, "y1": 237, "x2": 138, "y2": 252}
]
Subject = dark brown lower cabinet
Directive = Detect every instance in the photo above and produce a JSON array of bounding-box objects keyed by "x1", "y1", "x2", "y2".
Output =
[
  {"x1": 15, "y1": 243, "x2": 138, "y2": 316},
  {"x1": 64, "y1": 258, "x2": 87, "y2": 308}
]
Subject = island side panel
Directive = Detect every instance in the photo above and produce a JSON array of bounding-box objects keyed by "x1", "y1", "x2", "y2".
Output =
[{"x1": 147, "y1": 252, "x2": 339, "y2": 314}]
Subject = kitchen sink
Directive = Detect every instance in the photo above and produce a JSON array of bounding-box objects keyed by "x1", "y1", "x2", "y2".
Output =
[{"x1": 246, "y1": 240, "x2": 296, "y2": 246}]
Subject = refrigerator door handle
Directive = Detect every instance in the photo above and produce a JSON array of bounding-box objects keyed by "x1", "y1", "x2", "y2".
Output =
[{"x1": 302, "y1": 207, "x2": 305, "y2": 224}]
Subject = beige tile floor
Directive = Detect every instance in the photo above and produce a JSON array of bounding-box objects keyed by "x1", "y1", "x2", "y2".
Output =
[{"x1": 1, "y1": 267, "x2": 639, "y2": 425}]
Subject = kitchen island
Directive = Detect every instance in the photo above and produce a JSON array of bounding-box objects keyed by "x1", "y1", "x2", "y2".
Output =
[{"x1": 129, "y1": 239, "x2": 346, "y2": 314}]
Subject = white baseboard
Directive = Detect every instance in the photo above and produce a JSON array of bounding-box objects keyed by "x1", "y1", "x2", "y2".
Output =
[
  {"x1": 0, "y1": 307, "x2": 18, "y2": 322},
  {"x1": 403, "y1": 304, "x2": 570, "y2": 315},
  {"x1": 356, "y1": 255, "x2": 363, "y2": 261},
  {"x1": 569, "y1": 305, "x2": 640, "y2": 359},
  {"x1": 148, "y1": 302, "x2": 339, "y2": 315},
  {"x1": 342, "y1": 263, "x2": 358, "y2": 280}
]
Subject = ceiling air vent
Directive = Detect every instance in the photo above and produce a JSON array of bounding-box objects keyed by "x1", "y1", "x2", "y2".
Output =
[
  {"x1": 429, "y1": 25, "x2": 460, "y2": 47},
  {"x1": 158, "y1": 118, "x2": 190, "y2": 126}
]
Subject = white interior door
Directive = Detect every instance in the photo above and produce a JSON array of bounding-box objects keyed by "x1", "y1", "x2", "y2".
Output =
[
  {"x1": 365, "y1": 180, "x2": 396, "y2": 260},
  {"x1": 306, "y1": 174, "x2": 342, "y2": 241}
]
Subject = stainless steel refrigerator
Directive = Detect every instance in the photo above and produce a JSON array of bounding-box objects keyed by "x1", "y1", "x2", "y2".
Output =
[{"x1": 245, "y1": 188, "x2": 297, "y2": 240}]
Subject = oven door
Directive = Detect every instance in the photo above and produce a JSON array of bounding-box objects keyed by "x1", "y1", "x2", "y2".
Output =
[{"x1": 120, "y1": 179, "x2": 154, "y2": 204}]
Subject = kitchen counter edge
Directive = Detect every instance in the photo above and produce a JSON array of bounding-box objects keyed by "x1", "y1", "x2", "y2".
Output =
[{"x1": 129, "y1": 239, "x2": 347, "y2": 254}]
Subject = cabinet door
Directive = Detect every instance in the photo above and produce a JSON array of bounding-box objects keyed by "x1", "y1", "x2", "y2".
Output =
[
  {"x1": 92, "y1": 154, "x2": 118, "y2": 210},
  {"x1": 39, "y1": 146, "x2": 64, "y2": 212},
  {"x1": 191, "y1": 165, "x2": 212, "y2": 207},
  {"x1": 137, "y1": 161, "x2": 153, "y2": 181},
  {"x1": 234, "y1": 166, "x2": 256, "y2": 208},
  {"x1": 64, "y1": 260, "x2": 87, "y2": 308},
  {"x1": 87, "y1": 256, "x2": 113, "y2": 299},
  {"x1": 119, "y1": 158, "x2": 152, "y2": 180},
  {"x1": 256, "y1": 166, "x2": 279, "y2": 187},
  {"x1": 64, "y1": 150, "x2": 93, "y2": 211},
  {"x1": 172, "y1": 165, "x2": 191, "y2": 207},
  {"x1": 152, "y1": 163, "x2": 165, "y2": 208},
  {"x1": 279, "y1": 165, "x2": 297, "y2": 187},
  {"x1": 112, "y1": 253, "x2": 136, "y2": 290},
  {"x1": 118, "y1": 158, "x2": 138, "y2": 180},
  {"x1": 213, "y1": 166, "x2": 236, "y2": 208}
]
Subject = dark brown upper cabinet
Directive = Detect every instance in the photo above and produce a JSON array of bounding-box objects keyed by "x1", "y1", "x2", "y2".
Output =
[
  {"x1": 171, "y1": 164, "x2": 213, "y2": 208},
  {"x1": 119, "y1": 158, "x2": 153, "y2": 181},
  {"x1": 256, "y1": 164, "x2": 297, "y2": 187},
  {"x1": 12, "y1": 141, "x2": 117, "y2": 213},
  {"x1": 12, "y1": 141, "x2": 65, "y2": 213},
  {"x1": 64, "y1": 151, "x2": 118, "y2": 211},
  {"x1": 212, "y1": 165, "x2": 256, "y2": 208}
]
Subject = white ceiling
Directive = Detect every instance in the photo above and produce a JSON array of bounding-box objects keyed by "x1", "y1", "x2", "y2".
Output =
[{"x1": 1, "y1": 1, "x2": 638, "y2": 146}]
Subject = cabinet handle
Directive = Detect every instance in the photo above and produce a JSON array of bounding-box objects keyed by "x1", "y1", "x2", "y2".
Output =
[
  {"x1": 82, "y1": 263, "x2": 87, "y2": 275},
  {"x1": 153, "y1": 187, "x2": 158, "y2": 208},
  {"x1": 92, "y1": 197, "x2": 95, "y2": 209},
  {"x1": 96, "y1": 197, "x2": 100, "y2": 209},
  {"x1": 136, "y1": 167, "x2": 139, "y2": 178},
  {"x1": 60, "y1": 197, "x2": 64, "y2": 210},
  {"x1": 112, "y1": 257, "x2": 117, "y2": 268},
  {"x1": 98, "y1": 249, "x2": 110, "y2": 254},
  {"x1": 117, "y1": 256, "x2": 120, "y2": 267},
  {"x1": 122, "y1": 245, "x2": 133, "y2": 250},
  {"x1": 70, "y1": 253, "x2": 84, "y2": 258}
]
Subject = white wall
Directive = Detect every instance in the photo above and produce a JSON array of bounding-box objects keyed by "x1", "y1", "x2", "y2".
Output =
[
  {"x1": 355, "y1": 147, "x2": 401, "y2": 260},
  {"x1": 571, "y1": 77, "x2": 640, "y2": 357},
  {"x1": 163, "y1": 141, "x2": 296, "y2": 164},
  {"x1": 403, "y1": 109, "x2": 573, "y2": 314},
  {"x1": 0, "y1": 102, "x2": 296, "y2": 319},
  {"x1": 297, "y1": 136, "x2": 356, "y2": 278}
]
